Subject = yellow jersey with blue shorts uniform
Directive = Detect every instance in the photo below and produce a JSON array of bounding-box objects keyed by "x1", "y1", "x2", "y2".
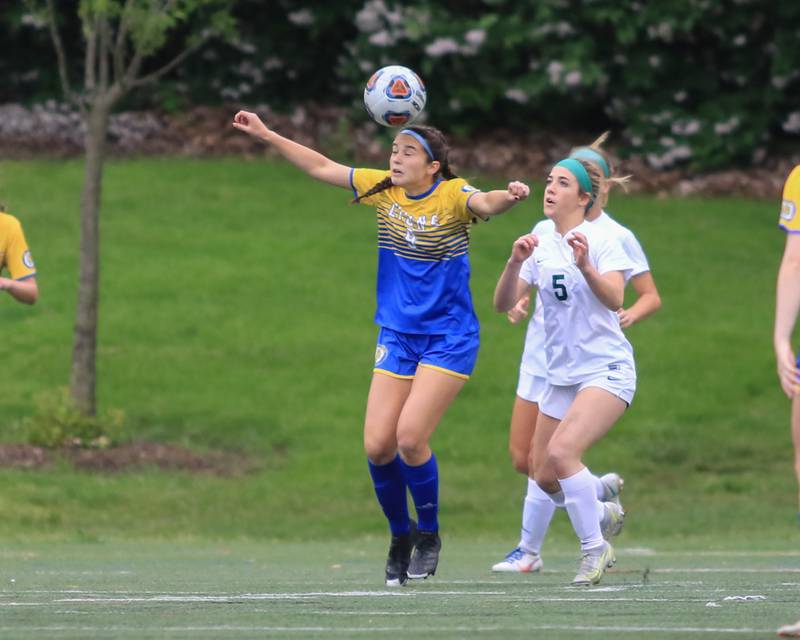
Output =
[
  {"x1": 350, "y1": 167, "x2": 482, "y2": 380},
  {"x1": 779, "y1": 165, "x2": 800, "y2": 369},
  {"x1": 0, "y1": 212, "x2": 36, "y2": 281}
]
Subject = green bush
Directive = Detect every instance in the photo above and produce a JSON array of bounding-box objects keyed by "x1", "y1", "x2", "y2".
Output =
[
  {"x1": 6, "y1": 1, "x2": 800, "y2": 169},
  {"x1": 339, "y1": 0, "x2": 800, "y2": 170},
  {"x1": 17, "y1": 388, "x2": 125, "y2": 449}
]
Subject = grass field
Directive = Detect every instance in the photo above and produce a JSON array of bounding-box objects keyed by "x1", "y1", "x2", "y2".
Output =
[
  {"x1": 0, "y1": 156, "x2": 798, "y2": 548},
  {"x1": 1, "y1": 540, "x2": 798, "y2": 639},
  {"x1": 1, "y1": 156, "x2": 799, "y2": 637}
]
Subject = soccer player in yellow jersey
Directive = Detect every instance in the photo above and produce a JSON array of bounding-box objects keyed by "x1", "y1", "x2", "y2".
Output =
[
  {"x1": 232, "y1": 110, "x2": 529, "y2": 585},
  {"x1": 0, "y1": 208, "x2": 38, "y2": 305}
]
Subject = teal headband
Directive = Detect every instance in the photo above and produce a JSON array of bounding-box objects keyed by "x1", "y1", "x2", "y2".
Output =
[
  {"x1": 570, "y1": 148, "x2": 610, "y2": 178},
  {"x1": 555, "y1": 158, "x2": 593, "y2": 195},
  {"x1": 399, "y1": 129, "x2": 435, "y2": 161}
]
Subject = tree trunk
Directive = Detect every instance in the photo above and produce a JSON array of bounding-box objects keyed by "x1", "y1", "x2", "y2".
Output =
[{"x1": 70, "y1": 100, "x2": 110, "y2": 416}]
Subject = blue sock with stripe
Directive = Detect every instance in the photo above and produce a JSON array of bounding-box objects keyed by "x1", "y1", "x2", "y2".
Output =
[
  {"x1": 368, "y1": 455, "x2": 410, "y2": 536},
  {"x1": 401, "y1": 454, "x2": 439, "y2": 533}
]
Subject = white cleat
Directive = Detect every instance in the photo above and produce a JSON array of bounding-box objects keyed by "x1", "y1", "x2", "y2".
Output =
[
  {"x1": 570, "y1": 541, "x2": 615, "y2": 586},
  {"x1": 491, "y1": 547, "x2": 543, "y2": 573},
  {"x1": 778, "y1": 620, "x2": 800, "y2": 637},
  {"x1": 600, "y1": 472, "x2": 624, "y2": 505},
  {"x1": 600, "y1": 501, "x2": 625, "y2": 542}
]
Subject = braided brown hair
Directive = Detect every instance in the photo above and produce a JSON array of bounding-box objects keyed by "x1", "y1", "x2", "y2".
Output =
[{"x1": 352, "y1": 125, "x2": 457, "y2": 203}]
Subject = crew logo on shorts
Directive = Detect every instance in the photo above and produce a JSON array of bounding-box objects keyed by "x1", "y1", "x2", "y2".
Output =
[
  {"x1": 781, "y1": 199, "x2": 796, "y2": 221},
  {"x1": 375, "y1": 344, "x2": 388, "y2": 366}
]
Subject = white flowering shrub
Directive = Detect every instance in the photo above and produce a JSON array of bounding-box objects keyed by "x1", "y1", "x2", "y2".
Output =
[
  {"x1": 6, "y1": 1, "x2": 800, "y2": 169},
  {"x1": 339, "y1": 0, "x2": 800, "y2": 169}
]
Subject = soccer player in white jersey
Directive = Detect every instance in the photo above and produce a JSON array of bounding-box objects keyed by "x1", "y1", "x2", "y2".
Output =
[
  {"x1": 492, "y1": 136, "x2": 660, "y2": 573},
  {"x1": 494, "y1": 157, "x2": 637, "y2": 585}
]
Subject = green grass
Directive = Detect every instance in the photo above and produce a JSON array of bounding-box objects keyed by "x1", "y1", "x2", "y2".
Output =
[
  {"x1": 0, "y1": 157, "x2": 798, "y2": 548},
  {"x1": 1, "y1": 540, "x2": 798, "y2": 639}
]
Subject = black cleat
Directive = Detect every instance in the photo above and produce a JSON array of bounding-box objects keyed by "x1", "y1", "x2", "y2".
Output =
[
  {"x1": 407, "y1": 530, "x2": 441, "y2": 579},
  {"x1": 384, "y1": 521, "x2": 417, "y2": 587}
]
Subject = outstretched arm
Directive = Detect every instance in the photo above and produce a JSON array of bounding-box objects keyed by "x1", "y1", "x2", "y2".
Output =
[
  {"x1": 0, "y1": 276, "x2": 38, "y2": 305},
  {"x1": 232, "y1": 111, "x2": 351, "y2": 188},
  {"x1": 775, "y1": 234, "x2": 800, "y2": 398},
  {"x1": 469, "y1": 181, "x2": 530, "y2": 220},
  {"x1": 618, "y1": 272, "x2": 662, "y2": 328}
]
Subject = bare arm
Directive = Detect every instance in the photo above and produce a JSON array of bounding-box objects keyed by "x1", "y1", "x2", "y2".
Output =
[
  {"x1": 775, "y1": 234, "x2": 800, "y2": 397},
  {"x1": 494, "y1": 234, "x2": 537, "y2": 312},
  {"x1": 232, "y1": 111, "x2": 351, "y2": 188},
  {"x1": 468, "y1": 181, "x2": 530, "y2": 220},
  {"x1": 618, "y1": 271, "x2": 662, "y2": 328},
  {"x1": 0, "y1": 276, "x2": 38, "y2": 305}
]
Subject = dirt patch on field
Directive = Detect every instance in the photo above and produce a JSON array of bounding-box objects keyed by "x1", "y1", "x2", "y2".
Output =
[{"x1": 0, "y1": 442, "x2": 260, "y2": 476}]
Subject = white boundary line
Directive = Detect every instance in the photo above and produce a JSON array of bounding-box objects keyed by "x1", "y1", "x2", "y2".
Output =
[{"x1": 0, "y1": 625, "x2": 774, "y2": 635}]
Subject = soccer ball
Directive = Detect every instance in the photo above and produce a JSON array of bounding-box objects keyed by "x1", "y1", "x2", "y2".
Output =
[{"x1": 363, "y1": 65, "x2": 426, "y2": 127}]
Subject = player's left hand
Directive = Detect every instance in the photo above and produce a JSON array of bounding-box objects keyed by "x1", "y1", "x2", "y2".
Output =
[
  {"x1": 507, "y1": 293, "x2": 530, "y2": 324},
  {"x1": 566, "y1": 231, "x2": 589, "y2": 268},
  {"x1": 507, "y1": 181, "x2": 530, "y2": 201}
]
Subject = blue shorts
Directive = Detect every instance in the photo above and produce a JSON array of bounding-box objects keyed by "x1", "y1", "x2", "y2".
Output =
[{"x1": 373, "y1": 327, "x2": 480, "y2": 380}]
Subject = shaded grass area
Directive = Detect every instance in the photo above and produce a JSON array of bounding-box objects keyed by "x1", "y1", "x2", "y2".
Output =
[
  {"x1": 0, "y1": 158, "x2": 797, "y2": 546},
  {"x1": 0, "y1": 541, "x2": 798, "y2": 639}
]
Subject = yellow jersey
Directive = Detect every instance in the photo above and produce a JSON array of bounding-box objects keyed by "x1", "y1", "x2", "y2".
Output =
[
  {"x1": 780, "y1": 165, "x2": 800, "y2": 234},
  {"x1": 0, "y1": 212, "x2": 36, "y2": 280},
  {"x1": 350, "y1": 168, "x2": 481, "y2": 334}
]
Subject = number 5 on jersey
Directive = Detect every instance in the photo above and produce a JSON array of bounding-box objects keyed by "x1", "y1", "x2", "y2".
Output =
[{"x1": 552, "y1": 274, "x2": 568, "y2": 301}]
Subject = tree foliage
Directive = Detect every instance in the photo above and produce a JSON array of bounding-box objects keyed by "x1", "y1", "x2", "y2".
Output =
[{"x1": 5, "y1": 0, "x2": 800, "y2": 170}]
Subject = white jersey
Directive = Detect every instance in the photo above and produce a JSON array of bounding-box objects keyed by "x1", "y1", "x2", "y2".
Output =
[
  {"x1": 591, "y1": 211, "x2": 650, "y2": 277},
  {"x1": 519, "y1": 219, "x2": 635, "y2": 385},
  {"x1": 518, "y1": 211, "x2": 649, "y2": 377}
]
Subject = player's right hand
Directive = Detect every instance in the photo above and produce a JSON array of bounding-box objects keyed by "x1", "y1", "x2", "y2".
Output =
[
  {"x1": 510, "y1": 234, "x2": 537, "y2": 263},
  {"x1": 232, "y1": 111, "x2": 270, "y2": 139},
  {"x1": 776, "y1": 342, "x2": 800, "y2": 398}
]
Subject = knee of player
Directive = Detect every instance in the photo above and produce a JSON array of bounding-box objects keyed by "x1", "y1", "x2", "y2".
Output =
[
  {"x1": 533, "y1": 471, "x2": 560, "y2": 494},
  {"x1": 509, "y1": 446, "x2": 529, "y2": 475},
  {"x1": 545, "y1": 439, "x2": 575, "y2": 474},
  {"x1": 396, "y1": 434, "x2": 427, "y2": 460},
  {"x1": 363, "y1": 435, "x2": 396, "y2": 464}
]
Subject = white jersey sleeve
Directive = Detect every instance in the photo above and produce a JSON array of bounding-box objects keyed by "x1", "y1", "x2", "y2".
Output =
[
  {"x1": 619, "y1": 229, "x2": 650, "y2": 277},
  {"x1": 594, "y1": 232, "x2": 634, "y2": 279},
  {"x1": 594, "y1": 211, "x2": 650, "y2": 279},
  {"x1": 519, "y1": 255, "x2": 537, "y2": 286}
]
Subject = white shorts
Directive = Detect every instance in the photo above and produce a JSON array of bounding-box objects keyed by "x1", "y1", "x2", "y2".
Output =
[
  {"x1": 516, "y1": 371, "x2": 547, "y2": 404},
  {"x1": 539, "y1": 370, "x2": 636, "y2": 421}
]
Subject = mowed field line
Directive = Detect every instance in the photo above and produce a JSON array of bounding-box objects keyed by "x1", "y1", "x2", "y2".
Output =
[{"x1": 0, "y1": 542, "x2": 797, "y2": 639}]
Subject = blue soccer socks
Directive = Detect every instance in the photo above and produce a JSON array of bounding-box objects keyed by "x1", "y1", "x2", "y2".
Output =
[
  {"x1": 368, "y1": 455, "x2": 411, "y2": 536},
  {"x1": 401, "y1": 454, "x2": 439, "y2": 533}
]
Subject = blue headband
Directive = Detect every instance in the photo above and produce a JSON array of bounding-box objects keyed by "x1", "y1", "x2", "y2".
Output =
[
  {"x1": 555, "y1": 158, "x2": 593, "y2": 195},
  {"x1": 570, "y1": 148, "x2": 610, "y2": 178},
  {"x1": 399, "y1": 129, "x2": 435, "y2": 161}
]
